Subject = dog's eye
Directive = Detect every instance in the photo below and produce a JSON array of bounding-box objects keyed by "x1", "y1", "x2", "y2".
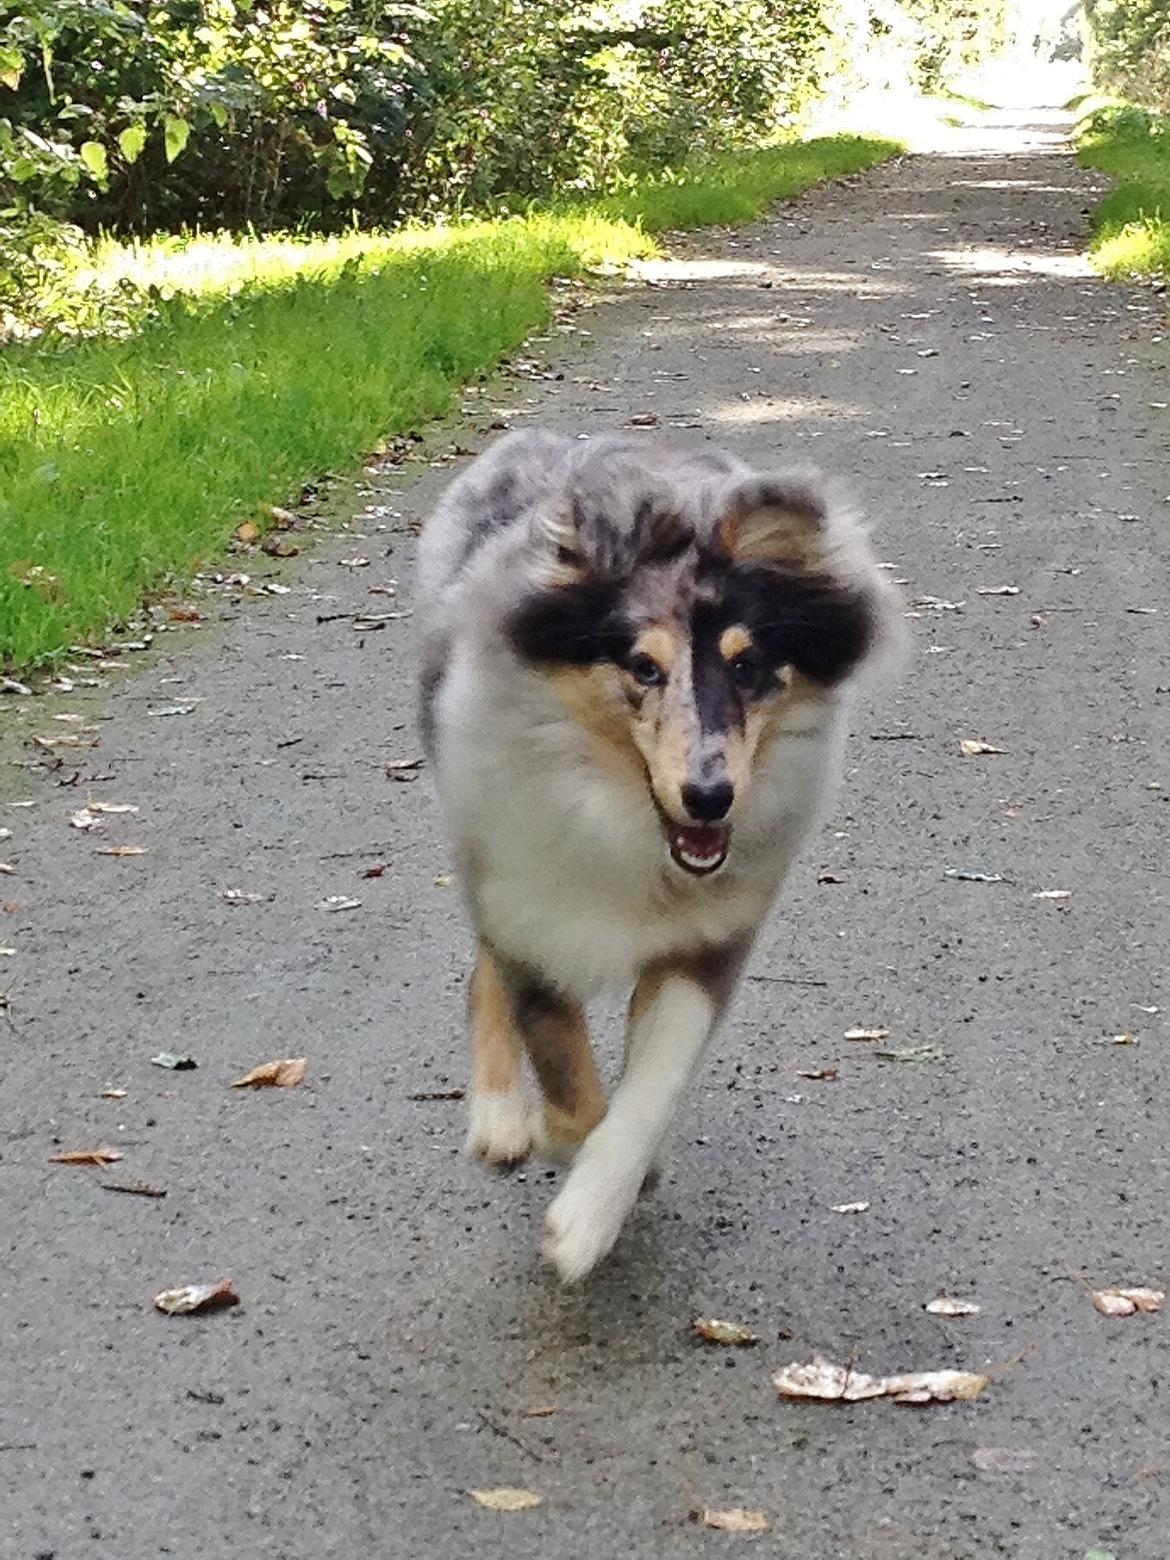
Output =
[
  {"x1": 730, "y1": 653, "x2": 762, "y2": 692},
  {"x1": 626, "y1": 652, "x2": 666, "y2": 687}
]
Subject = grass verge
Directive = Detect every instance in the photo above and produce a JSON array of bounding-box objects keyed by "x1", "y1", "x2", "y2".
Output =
[
  {"x1": 1, "y1": 133, "x2": 898, "y2": 671},
  {"x1": 1078, "y1": 103, "x2": 1170, "y2": 280}
]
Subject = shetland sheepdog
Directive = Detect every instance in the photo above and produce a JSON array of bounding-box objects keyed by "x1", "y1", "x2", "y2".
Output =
[{"x1": 419, "y1": 431, "x2": 895, "y2": 1281}]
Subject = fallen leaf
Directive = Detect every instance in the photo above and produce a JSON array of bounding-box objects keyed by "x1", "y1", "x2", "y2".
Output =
[
  {"x1": 234, "y1": 521, "x2": 261, "y2": 545},
  {"x1": 338, "y1": 557, "x2": 371, "y2": 569},
  {"x1": 229, "y1": 1057, "x2": 307, "y2": 1089},
  {"x1": 100, "y1": 1088, "x2": 128, "y2": 1100},
  {"x1": 150, "y1": 1052, "x2": 198, "y2": 1070},
  {"x1": 697, "y1": 1508, "x2": 770, "y2": 1534},
  {"x1": 944, "y1": 869, "x2": 1005, "y2": 883},
  {"x1": 1032, "y1": 889, "x2": 1071, "y2": 900},
  {"x1": 69, "y1": 809, "x2": 101, "y2": 830},
  {"x1": 433, "y1": 874, "x2": 453, "y2": 888},
  {"x1": 797, "y1": 1067, "x2": 838, "y2": 1081},
  {"x1": 830, "y1": 1200, "x2": 870, "y2": 1214},
  {"x1": 385, "y1": 757, "x2": 425, "y2": 775},
  {"x1": 221, "y1": 888, "x2": 266, "y2": 905},
  {"x1": 845, "y1": 1026, "x2": 889, "y2": 1043},
  {"x1": 1090, "y1": 1286, "x2": 1164, "y2": 1317},
  {"x1": 100, "y1": 1179, "x2": 167, "y2": 1198},
  {"x1": 925, "y1": 1296, "x2": 982, "y2": 1316},
  {"x1": 467, "y1": 1487, "x2": 542, "y2": 1511},
  {"x1": 407, "y1": 1087, "x2": 465, "y2": 1101},
  {"x1": 49, "y1": 1147, "x2": 123, "y2": 1166},
  {"x1": 959, "y1": 739, "x2": 1006, "y2": 757},
  {"x1": 319, "y1": 895, "x2": 361, "y2": 912},
  {"x1": 0, "y1": 864, "x2": 13, "y2": 875},
  {"x1": 1108, "y1": 1033, "x2": 1137, "y2": 1046},
  {"x1": 148, "y1": 703, "x2": 197, "y2": 718},
  {"x1": 876, "y1": 1044, "x2": 948, "y2": 1063},
  {"x1": 262, "y1": 504, "x2": 297, "y2": 527},
  {"x1": 772, "y1": 1354, "x2": 988, "y2": 1405},
  {"x1": 971, "y1": 1447, "x2": 1037, "y2": 1473},
  {"x1": 152, "y1": 1278, "x2": 240, "y2": 1315},
  {"x1": 85, "y1": 800, "x2": 138, "y2": 815},
  {"x1": 693, "y1": 1318, "x2": 760, "y2": 1347},
  {"x1": 626, "y1": 412, "x2": 659, "y2": 427},
  {"x1": 96, "y1": 844, "x2": 148, "y2": 857},
  {"x1": 975, "y1": 585, "x2": 1021, "y2": 596},
  {"x1": 361, "y1": 863, "x2": 386, "y2": 879},
  {"x1": 522, "y1": 1405, "x2": 558, "y2": 1418}
]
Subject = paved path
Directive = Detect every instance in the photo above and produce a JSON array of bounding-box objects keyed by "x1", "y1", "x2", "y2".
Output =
[{"x1": 3, "y1": 109, "x2": 1169, "y2": 1560}]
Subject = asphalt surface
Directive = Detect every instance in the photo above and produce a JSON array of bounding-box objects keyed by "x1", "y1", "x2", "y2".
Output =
[{"x1": 3, "y1": 108, "x2": 1169, "y2": 1560}]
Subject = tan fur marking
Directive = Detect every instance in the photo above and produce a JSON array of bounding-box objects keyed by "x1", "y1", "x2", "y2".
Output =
[
  {"x1": 468, "y1": 950, "x2": 526, "y2": 1164},
  {"x1": 545, "y1": 665, "x2": 646, "y2": 786},
  {"x1": 633, "y1": 624, "x2": 680, "y2": 675},
  {"x1": 718, "y1": 624, "x2": 754, "y2": 662},
  {"x1": 519, "y1": 996, "x2": 607, "y2": 1152}
]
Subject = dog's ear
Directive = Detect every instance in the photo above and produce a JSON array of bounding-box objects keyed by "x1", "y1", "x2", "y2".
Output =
[{"x1": 717, "y1": 473, "x2": 829, "y2": 570}]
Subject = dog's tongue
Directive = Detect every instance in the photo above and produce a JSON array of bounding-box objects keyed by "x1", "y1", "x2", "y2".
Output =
[{"x1": 668, "y1": 823, "x2": 729, "y2": 875}]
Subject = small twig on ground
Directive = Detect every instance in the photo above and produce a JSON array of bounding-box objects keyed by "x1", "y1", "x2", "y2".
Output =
[{"x1": 475, "y1": 1407, "x2": 546, "y2": 1464}]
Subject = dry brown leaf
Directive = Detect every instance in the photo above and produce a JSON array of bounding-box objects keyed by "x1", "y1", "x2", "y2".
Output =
[
  {"x1": 221, "y1": 888, "x2": 266, "y2": 904},
  {"x1": 49, "y1": 1147, "x2": 123, "y2": 1166},
  {"x1": 152, "y1": 1277, "x2": 240, "y2": 1315},
  {"x1": 96, "y1": 845, "x2": 148, "y2": 857},
  {"x1": 959, "y1": 739, "x2": 1006, "y2": 757},
  {"x1": 772, "y1": 1354, "x2": 988, "y2": 1405},
  {"x1": 229, "y1": 1057, "x2": 307, "y2": 1089},
  {"x1": 925, "y1": 1296, "x2": 982, "y2": 1316},
  {"x1": 100, "y1": 1087, "x2": 128, "y2": 1099},
  {"x1": 797, "y1": 1067, "x2": 838, "y2": 1081},
  {"x1": 85, "y1": 800, "x2": 138, "y2": 815},
  {"x1": 830, "y1": 1200, "x2": 870, "y2": 1214},
  {"x1": 845, "y1": 1026, "x2": 889, "y2": 1043},
  {"x1": 1091, "y1": 1286, "x2": 1165, "y2": 1317},
  {"x1": 467, "y1": 1487, "x2": 542, "y2": 1512},
  {"x1": 698, "y1": 1508, "x2": 770, "y2": 1534},
  {"x1": 522, "y1": 1405, "x2": 558, "y2": 1419},
  {"x1": 234, "y1": 521, "x2": 261, "y2": 545},
  {"x1": 693, "y1": 1317, "x2": 760, "y2": 1347}
]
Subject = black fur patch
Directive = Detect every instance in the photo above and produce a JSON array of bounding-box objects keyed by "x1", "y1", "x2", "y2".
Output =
[
  {"x1": 701, "y1": 559, "x2": 876, "y2": 688},
  {"x1": 506, "y1": 578, "x2": 632, "y2": 667}
]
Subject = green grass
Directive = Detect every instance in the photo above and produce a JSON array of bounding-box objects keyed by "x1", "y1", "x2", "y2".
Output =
[
  {"x1": 1078, "y1": 103, "x2": 1170, "y2": 280},
  {"x1": 0, "y1": 133, "x2": 899, "y2": 671}
]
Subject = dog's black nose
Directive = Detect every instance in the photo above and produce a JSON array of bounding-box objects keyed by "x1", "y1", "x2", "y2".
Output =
[{"x1": 681, "y1": 779, "x2": 734, "y2": 822}]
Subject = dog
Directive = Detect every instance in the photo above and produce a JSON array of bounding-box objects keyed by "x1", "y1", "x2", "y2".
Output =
[{"x1": 418, "y1": 429, "x2": 896, "y2": 1282}]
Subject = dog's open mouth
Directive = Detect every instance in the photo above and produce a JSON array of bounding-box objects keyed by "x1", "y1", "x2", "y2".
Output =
[{"x1": 667, "y1": 822, "x2": 730, "y2": 876}]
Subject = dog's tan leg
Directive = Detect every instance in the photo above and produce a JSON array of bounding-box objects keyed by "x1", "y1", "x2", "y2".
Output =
[
  {"x1": 515, "y1": 987, "x2": 607, "y2": 1165},
  {"x1": 544, "y1": 939, "x2": 749, "y2": 1282},
  {"x1": 466, "y1": 947, "x2": 532, "y2": 1167}
]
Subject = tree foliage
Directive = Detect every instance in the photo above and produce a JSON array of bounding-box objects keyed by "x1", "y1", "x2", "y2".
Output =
[
  {"x1": 1084, "y1": 0, "x2": 1170, "y2": 113},
  {"x1": 0, "y1": 0, "x2": 1012, "y2": 319}
]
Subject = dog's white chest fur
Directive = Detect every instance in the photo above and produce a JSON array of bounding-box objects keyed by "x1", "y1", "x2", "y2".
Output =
[{"x1": 434, "y1": 642, "x2": 840, "y2": 995}]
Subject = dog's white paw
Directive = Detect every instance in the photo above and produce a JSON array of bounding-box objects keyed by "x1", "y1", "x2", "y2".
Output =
[
  {"x1": 466, "y1": 1087, "x2": 532, "y2": 1167},
  {"x1": 543, "y1": 1155, "x2": 641, "y2": 1284}
]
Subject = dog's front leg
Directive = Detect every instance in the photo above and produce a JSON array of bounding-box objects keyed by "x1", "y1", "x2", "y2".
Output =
[{"x1": 544, "y1": 940, "x2": 747, "y2": 1284}]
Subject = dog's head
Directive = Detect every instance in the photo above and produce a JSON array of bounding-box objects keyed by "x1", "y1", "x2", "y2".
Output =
[{"x1": 506, "y1": 441, "x2": 890, "y2": 877}]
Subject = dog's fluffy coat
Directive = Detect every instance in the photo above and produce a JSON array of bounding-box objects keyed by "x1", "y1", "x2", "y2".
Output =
[{"x1": 419, "y1": 430, "x2": 894, "y2": 1281}]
